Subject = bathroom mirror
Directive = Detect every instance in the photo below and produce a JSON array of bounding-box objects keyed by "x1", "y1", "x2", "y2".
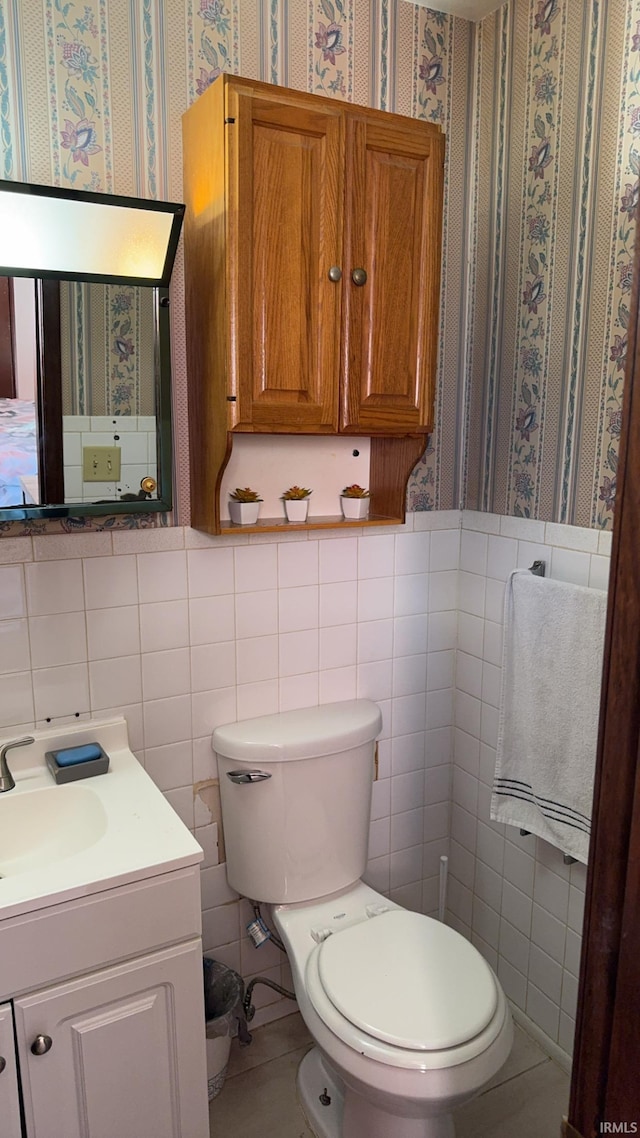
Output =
[{"x1": 0, "y1": 181, "x2": 184, "y2": 522}]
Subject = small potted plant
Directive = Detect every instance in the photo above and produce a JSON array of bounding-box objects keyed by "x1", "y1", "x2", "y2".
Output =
[
  {"x1": 341, "y1": 484, "x2": 371, "y2": 520},
  {"x1": 281, "y1": 485, "x2": 312, "y2": 522},
  {"x1": 228, "y1": 487, "x2": 262, "y2": 525}
]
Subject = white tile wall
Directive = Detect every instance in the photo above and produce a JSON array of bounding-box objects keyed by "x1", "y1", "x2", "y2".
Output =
[
  {"x1": 450, "y1": 513, "x2": 610, "y2": 1059},
  {"x1": 0, "y1": 512, "x2": 459, "y2": 1028},
  {"x1": 0, "y1": 508, "x2": 608, "y2": 1043}
]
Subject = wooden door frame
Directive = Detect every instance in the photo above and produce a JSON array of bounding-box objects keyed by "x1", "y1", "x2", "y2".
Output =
[
  {"x1": 0, "y1": 276, "x2": 16, "y2": 398},
  {"x1": 35, "y1": 279, "x2": 64, "y2": 504},
  {"x1": 566, "y1": 230, "x2": 640, "y2": 1135}
]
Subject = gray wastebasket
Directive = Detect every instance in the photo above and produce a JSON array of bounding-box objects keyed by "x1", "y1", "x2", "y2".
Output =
[{"x1": 203, "y1": 958, "x2": 245, "y2": 1100}]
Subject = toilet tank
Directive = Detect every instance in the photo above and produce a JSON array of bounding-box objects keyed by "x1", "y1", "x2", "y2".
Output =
[{"x1": 213, "y1": 700, "x2": 382, "y2": 904}]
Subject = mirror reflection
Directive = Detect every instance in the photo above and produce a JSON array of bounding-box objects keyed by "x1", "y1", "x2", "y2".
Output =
[{"x1": 0, "y1": 277, "x2": 161, "y2": 509}]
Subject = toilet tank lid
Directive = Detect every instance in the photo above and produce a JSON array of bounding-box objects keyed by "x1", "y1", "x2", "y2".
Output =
[{"x1": 212, "y1": 700, "x2": 382, "y2": 763}]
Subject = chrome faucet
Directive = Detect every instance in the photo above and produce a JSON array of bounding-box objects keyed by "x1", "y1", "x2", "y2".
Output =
[{"x1": 0, "y1": 737, "x2": 35, "y2": 793}]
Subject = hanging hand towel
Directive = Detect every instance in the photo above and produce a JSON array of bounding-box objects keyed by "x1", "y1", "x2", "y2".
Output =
[{"x1": 490, "y1": 569, "x2": 607, "y2": 864}]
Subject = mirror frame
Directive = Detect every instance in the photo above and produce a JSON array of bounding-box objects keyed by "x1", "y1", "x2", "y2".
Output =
[{"x1": 0, "y1": 181, "x2": 185, "y2": 287}]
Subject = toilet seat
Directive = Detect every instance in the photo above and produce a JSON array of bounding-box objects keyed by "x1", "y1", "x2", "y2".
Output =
[
  {"x1": 316, "y1": 910, "x2": 497, "y2": 1051},
  {"x1": 305, "y1": 908, "x2": 506, "y2": 1071}
]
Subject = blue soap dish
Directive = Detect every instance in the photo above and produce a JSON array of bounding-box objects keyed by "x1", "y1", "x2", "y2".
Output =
[{"x1": 45, "y1": 742, "x2": 110, "y2": 784}]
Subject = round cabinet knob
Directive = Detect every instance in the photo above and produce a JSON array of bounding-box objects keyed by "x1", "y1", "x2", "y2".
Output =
[
  {"x1": 351, "y1": 268, "x2": 367, "y2": 286},
  {"x1": 0, "y1": 1056, "x2": 6, "y2": 1074},
  {"x1": 30, "y1": 1035, "x2": 53, "y2": 1056},
  {"x1": 328, "y1": 266, "x2": 342, "y2": 282},
  {"x1": 140, "y1": 476, "x2": 157, "y2": 494}
]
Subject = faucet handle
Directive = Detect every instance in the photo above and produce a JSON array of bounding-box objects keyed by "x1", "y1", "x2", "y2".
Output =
[{"x1": 0, "y1": 736, "x2": 35, "y2": 792}]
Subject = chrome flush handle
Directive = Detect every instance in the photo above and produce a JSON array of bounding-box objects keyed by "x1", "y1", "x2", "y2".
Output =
[{"x1": 226, "y1": 770, "x2": 272, "y2": 785}]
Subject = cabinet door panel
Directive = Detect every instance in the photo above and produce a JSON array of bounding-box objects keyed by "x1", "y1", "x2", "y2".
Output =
[
  {"x1": 15, "y1": 940, "x2": 208, "y2": 1138},
  {"x1": 229, "y1": 90, "x2": 343, "y2": 432},
  {"x1": 341, "y1": 116, "x2": 444, "y2": 434},
  {"x1": 0, "y1": 1003, "x2": 22, "y2": 1138}
]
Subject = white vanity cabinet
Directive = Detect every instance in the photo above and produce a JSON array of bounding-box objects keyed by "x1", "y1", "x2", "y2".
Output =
[
  {"x1": 0, "y1": 867, "x2": 210, "y2": 1138},
  {"x1": 0, "y1": 718, "x2": 210, "y2": 1138},
  {"x1": 0, "y1": 1002, "x2": 23, "y2": 1138},
  {"x1": 12, "y1": 940, "x2": 205, "y2": 1138}
]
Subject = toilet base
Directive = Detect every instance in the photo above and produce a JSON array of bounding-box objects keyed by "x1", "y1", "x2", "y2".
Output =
[
  {"x1": 297, "y1": 1048, "x2": 343, "y2": 1138},
  {"x1": 297, "y1": 1048, "x2": 455, "y2": 1138}
]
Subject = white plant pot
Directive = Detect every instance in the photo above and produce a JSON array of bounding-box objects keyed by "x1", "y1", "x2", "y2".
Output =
[
  {"x1": 341, "y1": 496, "x2": 370, "y2": 520},
  {"x1": 229, "y1": 500, "x2": 261, "y2": 525},
  {"x1": 284, "y1": 498, "x2": 309, "y2": 522}
]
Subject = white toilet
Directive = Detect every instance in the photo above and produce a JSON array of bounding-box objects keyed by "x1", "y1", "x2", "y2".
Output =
[{"x1": 213, "y1": 699, "x2": 513, "y2": 1138}]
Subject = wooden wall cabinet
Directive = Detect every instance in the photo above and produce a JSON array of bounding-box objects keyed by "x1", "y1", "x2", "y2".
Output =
[{"x1": 182, "y1": 76, "x2": 444, "y2": 533}]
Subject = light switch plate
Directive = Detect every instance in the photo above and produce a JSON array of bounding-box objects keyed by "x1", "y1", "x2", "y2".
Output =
[{"x1": 82, "y1": 446, "x2": 121, "y2": 482}]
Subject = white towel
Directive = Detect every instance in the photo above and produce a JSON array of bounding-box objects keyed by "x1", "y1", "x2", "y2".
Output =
[{"x1": 490, "y1": 569, "x2": 607, "y2": 864}]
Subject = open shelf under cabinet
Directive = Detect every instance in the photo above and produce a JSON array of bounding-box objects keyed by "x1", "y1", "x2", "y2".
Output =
[{"x1": 219, "y1": 513, "x2": 403, "y2": 535}]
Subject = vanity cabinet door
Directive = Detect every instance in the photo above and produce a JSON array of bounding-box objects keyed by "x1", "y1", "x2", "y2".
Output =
[
  {"x1": 340, "y1": 112, "x2": 444, "y2": 435},
  {"x1": 14, "y1": 939, "x2": 208, "y2": 1138},
  {"x1": 0, "y1": 1003, "x2": 22, "y2": 1138}
]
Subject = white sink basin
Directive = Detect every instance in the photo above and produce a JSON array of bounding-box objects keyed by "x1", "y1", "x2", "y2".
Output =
[
  {"x1": 0, "y1": 718, "x2": 203, "y2": 920},
  {"x1": 0, "y1": 783, "x2": 108, "y2": 876}
]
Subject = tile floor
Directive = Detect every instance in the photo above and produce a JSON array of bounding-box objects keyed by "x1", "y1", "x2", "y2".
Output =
[{"x1": 209, "y1": 1012, "x2": 569, "y2": 1137}]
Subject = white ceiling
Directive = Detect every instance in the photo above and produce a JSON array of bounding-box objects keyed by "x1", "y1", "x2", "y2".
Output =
[{"x1": 405, "y1": 0, "x2": 504, "y2": 21}]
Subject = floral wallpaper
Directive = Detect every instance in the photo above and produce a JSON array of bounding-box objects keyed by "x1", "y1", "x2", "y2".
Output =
[
  {"x1": 592, "y1": 1, "x2": 640, "y2": 527},
  {"x1": 465, "y1": 0, "x2": 640, "y2": 529},
  {"x1": 0, "y1": 0, "x2": 473, "y2": 536},
  {"x1": 313, "y1": 0, "x2": 352, "y2": 99},
  {"x1": 189, "y1": 0, "x2": 238, "y2": 103},
  {"x1": 47, "y1": 0, "x2": 110, "y2": 192},
  {"x1": 2, "y1": 0, "x2": 636, "y2": 535},
  {"x1": 407, "y1": 7, "x2": 456, "y2": 513},
  {"x1": 415, "y1": 11, "x2": 448, "y2": 124},
  {"x1": 507, "y1": 0, "x2": 565, "y2": 519}
]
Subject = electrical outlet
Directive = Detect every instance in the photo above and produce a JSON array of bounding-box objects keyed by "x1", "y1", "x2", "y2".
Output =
[{"x1": 82, "y1": 446, "x2": 122, "y2": 482}]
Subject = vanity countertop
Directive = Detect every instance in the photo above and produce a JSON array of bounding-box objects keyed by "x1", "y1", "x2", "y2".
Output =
[{"x1": 0, "y1": 717, "x2": 203, "y2": 922}]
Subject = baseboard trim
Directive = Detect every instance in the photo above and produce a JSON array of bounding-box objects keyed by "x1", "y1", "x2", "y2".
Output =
[
  {"x1": 509, "y1": 1003, "x2": 572, "y2": 1074},
  {"x1": 250, "y1": 995, "x2": 298, "y2": 1031},
  {"x1": 561, "y1": 1117, "x2": 583, "y2": 1138}
]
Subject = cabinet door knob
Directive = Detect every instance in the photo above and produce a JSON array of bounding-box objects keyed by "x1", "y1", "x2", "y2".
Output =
[
  {"x1": 351, "y1": 268, "x2": 367, "y2": 286},
  {"x1": 30, "y1": 1035, "x2": 53, "y2": 1056},
  {"x1": 0, "y1": 1056, "x2": 6, "y2": 1073},
  {"x1": 328, "y1": 266, "x2": 342, "y2": 282}
]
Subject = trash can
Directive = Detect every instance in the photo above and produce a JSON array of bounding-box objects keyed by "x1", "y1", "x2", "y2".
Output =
[{"x1": 203, "y1": 957, "x2": 246, "y2": 1100}]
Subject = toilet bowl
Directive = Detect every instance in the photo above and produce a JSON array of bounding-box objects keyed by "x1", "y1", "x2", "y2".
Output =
[
  {"x1": 213, "y1": 700, "x2": 513, "y2": 1138},
  {"x1": 271, "y1": 881, "x2": 512, "y2": 1138}
]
